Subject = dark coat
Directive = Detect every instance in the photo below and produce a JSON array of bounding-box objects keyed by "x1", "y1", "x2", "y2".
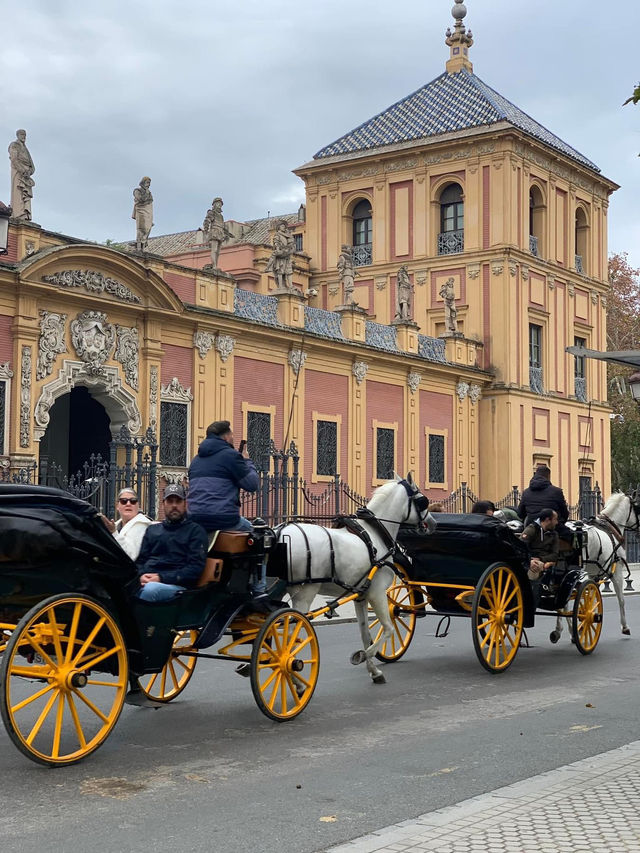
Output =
[
  {"x1": 187, "y1": 434, "x2": 260, "y2": 530},
  {"x1": 517, "y1": 474, "x2": 569, "y2": 525},
  {"x1": 136, "y1": 516, "x2": 208, "y2": 588},
  {"x1": 522, "y1": 521, "x2": 559, "y2": 565}
]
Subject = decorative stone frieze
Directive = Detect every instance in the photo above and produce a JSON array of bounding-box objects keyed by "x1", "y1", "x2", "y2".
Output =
[
  {"x1": 193, "y1": 330, "x2": 215, "y2": 359},
  {"x1": 469, "y1": 384, "x2": 481, "y2": 405},
  {"x1": 42, "y1": 270, "x2": 140, "y2": 303},
  {"x1": 0, "y1": 363, "x2": 13, "y2": 380},
  {"x1": 456, "y1": 380, "x2": 469, "y2": 402},
  {"x1": 161, "y1": 377, "x2": 193, "y2": 402},
  {"x1": 36, "y1": 310, "x2": 67, "y2": 380},
  {"x1": 149, "y1": 365, "x2": 158, "y2": 431},
  {"x1": 115, "y1": 325, "x2": 139, "y2": 390},
  {"x1": 491, "y1": 261, "x2": 504, "y2": 276},
  {"x1": 352, "y1": 361, "x2": 368, "y2": 385},
  {"x1": 20, "y1": 346, "x2": 32, "y2": 448},
  {"x1": 521, "y1": 265, "x2": 529, "y2": 281},
  {"x1": 407, "y1": 372, "x2": 421, "y2": 394},
  {"x1": 467, "y1": 264, "x2": 480, "y2": 280},
  {"x1": 215, "y1": 334, "x2": 235, "y2": 363},
  {"x1": 288, "y1": 349, "x2": 307, "y2": 375}
]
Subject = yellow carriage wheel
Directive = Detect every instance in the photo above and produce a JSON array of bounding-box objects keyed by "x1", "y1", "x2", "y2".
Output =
[
  {"x1": 368, "y1": 570, "x2": 417, "y2": 662},
  {"x1": 138, "y1": 630, "x2": 198, "y2": 702},
  {"x1": 572, "y1": 580, "x2": 603, "y2": 655},
  {"x1": 0, "y1": 593, "x2": 128, "y2": 766},
  {"x1": 250, "y1": 609, "x2": 319, "y2": 722},
  {"x1": 471, "y1": 563, "x2": 524, "y2": 674}
]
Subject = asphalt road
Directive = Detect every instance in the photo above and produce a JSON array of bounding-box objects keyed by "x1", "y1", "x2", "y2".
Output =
[{"x1": 1, "y1": 596, "x2": 639, "y2": 853}]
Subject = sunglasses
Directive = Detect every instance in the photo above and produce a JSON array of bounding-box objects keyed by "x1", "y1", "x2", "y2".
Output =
[{"x1": 118, "y1": 497, "x2": 138, "y2": 505}]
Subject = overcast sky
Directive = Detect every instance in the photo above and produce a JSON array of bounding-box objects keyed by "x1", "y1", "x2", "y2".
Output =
[{"x1": 2, "y1": 0, "x2": 639, "y2": 267}]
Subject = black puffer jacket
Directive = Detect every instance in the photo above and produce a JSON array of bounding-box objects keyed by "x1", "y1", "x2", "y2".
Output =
[
  {"x1": 136, "y1": 516, "x2": 207, "y2": 588},
  {"x1": 517, "y1": 474, "x2": 569, "y2": 525}
]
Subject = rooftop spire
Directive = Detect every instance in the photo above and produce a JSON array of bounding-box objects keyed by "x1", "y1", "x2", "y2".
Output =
[{"x1": 445, "y1": 0, "x2": 473, "y2": 74}]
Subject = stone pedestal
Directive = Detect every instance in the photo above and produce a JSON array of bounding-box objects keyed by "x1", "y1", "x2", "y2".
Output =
[
  {"x1": 196, "y1": 267, "x2": 235, "y2": 313},
  {"x1": 441, "y1": 332, "x2": 482, "y2": 367},
  {"x1": 274, "y1": 287, "x2": 306, "y2": 328},
  {"x1": 391, "y1": 319, "x2": 420, "y2": 354},
  {"x1": 336, "y1": 304, "x2": 368, "y2": 342}
]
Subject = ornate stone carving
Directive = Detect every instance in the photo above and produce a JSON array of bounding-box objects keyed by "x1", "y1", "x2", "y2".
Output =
[
  {"x1": 509, "y1": 261, "x2": 517, "y2": 277},
  {"x1": 415, "y1": 270, "x2": 428, "y2": 287},
  {"x1": 568, "y1": 284, "x2": 575, "y2": 298},
  {"x1": 407, "y1": 372, "x2": 421, "y2": 394},
  {"x1": 0, "y1": 363, "x2": 13, "y2": 380},
  {"x1": 395, "y1": 265, "x2": 413, "y2": 321},
  {"x1": 132, "y1": 176, "x2": 153, "y2": 251},
  {"x1": 193, "y1": 330, "x2": 215, "y2": 359},
  {"x1": 149, "y1": 365, "x2": 159, "y2": 431},
  {"x1": 161, "y1": 377, "x2": 193, "y2": 402},
  {"x1": 467, "y1": 264, "x2": 480, "y2": 280},
  {"x1": 20, "y1": 346, "x2": 32, "y2": 448},
  {"x1": 601, "y1": 296, "x2": 607, "y2": 310},
  {"x1": 439, "y1": 277, "x2": 458, "y2": 334},
  {"x1": 521, "y1": 265, "x2": 530, "y2": 281},
  {"x1": 215, "y1": 335, "x2": 235, "y2": 363},
  {"x1": 456, "y1": 380, "x2": 469, "y2": 402},
  {"x1": 288, "y1": 349, "x2": 307, "y2": 375},
  {"x1": 115, "y1": 325, "x2": 139, "y2": 390},
  {"x1": 491, "y1": 261, "x2": 504, "y2": 276},
  {"x1": 548, "y1": 277, "x2": 555, "y2": 290},
  {"x1": 328, "y1": 284, "x2": 340, "y2": 297},
  {"x1": 34, "y1": 360, "x2": 141, "y2": 440},
  {"x1": 352, "y1": 361, "x2": 368, "y2": 385},
  {"x1": 70, "y1": 310, "x2": 116, "y2": 376},
  {"x1": 469, "y1": 384, "x2": 481, "y2": 405},
  {"x1": 25, "y1": 240, "x2": 36, "y2": 256},
  {"x1": 337, "y1": 245, "x2": 357, "y2": 305},
  {"x1": 37, "y1": 310, "x2": 67, "y2": 380},
  {"x1": 9, "y1": 129, "x2": 35, "y2": 221},
  {"x1": 42, "y1": 270, "x2": 141, "y2": 303},
  {"x1": 590, "y1": 290, "x2": 598, "y2": 305},
  {"x1": 375, "y1": 276, "x2": 387, "y2": 291}
]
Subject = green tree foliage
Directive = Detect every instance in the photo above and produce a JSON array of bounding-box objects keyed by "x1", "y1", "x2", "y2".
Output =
[
  {"x1": 623, "y1": 84, "x2": 640, "y2": 106},
  {"x1": 607, "y1": 253, "x2": 640, "y2": 489}
]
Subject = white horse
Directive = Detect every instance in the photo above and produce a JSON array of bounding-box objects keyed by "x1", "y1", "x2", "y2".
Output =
[
  {"x1": 551, "y1": 491, "x2": 640, "y2": 642},
  {"x1": 279, "y1": 474, "x2": 435, "y2": 684}
]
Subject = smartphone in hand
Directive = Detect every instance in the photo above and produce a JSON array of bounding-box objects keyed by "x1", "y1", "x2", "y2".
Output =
[{"x1": 238, "y1": 439, "x2": 247, "y2": 454}]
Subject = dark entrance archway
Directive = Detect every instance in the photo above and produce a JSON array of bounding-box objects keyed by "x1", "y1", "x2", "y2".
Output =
[{"x1": 40, "y1": 386, "x2": 112, "y2": 477}]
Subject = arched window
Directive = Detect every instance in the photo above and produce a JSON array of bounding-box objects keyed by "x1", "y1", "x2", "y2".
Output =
[
  {"x1": 575, "y1": 208, "x2": 588, "y2": 274},
  {"x1": 529, "y1": 186, "x2": 545, "y2": 257},
  {"x1": 351, "y1": 199, "x2": 372, "y2": 266},
  {"x1": 438, "y1": 183, "x2": 464, "y2": 255}
]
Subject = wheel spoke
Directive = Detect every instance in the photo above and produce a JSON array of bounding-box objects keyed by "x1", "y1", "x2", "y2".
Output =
[
  {"x1": 8, "y1": 665, "x2": 51, "y2": 679},
  {"x1": 290, "y1": 634, "x2": 313, "y2": 656},
  {"x1": 76, "y1": 644, "x2": 122, "y2": 671},
  {"x1": 51, "y1": 693, "x2": 65, "y2": 759},
  {"x1": 72, "y1": 687, "x2": 110, "y2": 724},
  {"x1": 64, "y1": 603, "x2": 82, "y2": 664},
  {"x1": 168, "y1": 662, "x2": 179, "y2": 691},
  {"x1": 267, "y1": 673, "x2": 283, "y2": 711},
  {"x1": 47, "y1": 607, "x2": 64, "y2": 663},
  {"x1": 258, "y1": 666, "x2": 280, "y2": 692},
  {"x1": 25, "y1": 689, "x2": 59, "y2": 746},
  {"x1": 144, "y1": 672, "x2": 159, "y2": 692},
  {"x1": 11, "y1": 682, "x2": 55, "y2": 713},
  {"x1": 65, "y1": 693, "x2": 87, "y2": 749},
  {"x1": 22, "y1": 634, "x2": 57, "y2": 671},
  {"x1": 284, "y1": 619, "x2": 303, "y2": 654},
  {"x1": 70, "y1": 616, "x2": 106, "y2": 667}
]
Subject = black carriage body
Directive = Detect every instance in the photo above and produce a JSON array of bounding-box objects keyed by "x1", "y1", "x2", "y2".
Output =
[{"x1": 399, "y1": 514, "x2": 536, "y2": 627}]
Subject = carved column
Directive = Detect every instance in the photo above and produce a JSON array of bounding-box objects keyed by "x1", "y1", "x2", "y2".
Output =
[{"x1": 349, "y1": 361, "x2": 368, "y2": 491}]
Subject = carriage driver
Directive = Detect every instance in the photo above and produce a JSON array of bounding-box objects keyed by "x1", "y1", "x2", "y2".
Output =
[{"x1": 521, "y1": 508, "x2": 560, "y2": 580}]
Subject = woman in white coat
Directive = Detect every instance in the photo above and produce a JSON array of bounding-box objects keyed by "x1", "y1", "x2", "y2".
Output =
[{"x1": 103, "y1": 488, "x2": 154, "y2": 560}]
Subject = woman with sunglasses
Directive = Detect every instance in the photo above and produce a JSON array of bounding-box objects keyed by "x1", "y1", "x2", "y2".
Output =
[{"x1": 102, "y1": 488, "x2": 154, "y2": 560}]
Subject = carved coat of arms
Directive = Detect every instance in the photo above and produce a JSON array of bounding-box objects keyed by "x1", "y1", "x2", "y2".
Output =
[{"x1": 70, "y1": 310, "x2": 116, "y2": 375}]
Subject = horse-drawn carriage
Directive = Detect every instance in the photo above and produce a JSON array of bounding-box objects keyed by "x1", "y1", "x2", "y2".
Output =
[{"x1": 0, "y1": 484, "x2": 321, "y2": 766}]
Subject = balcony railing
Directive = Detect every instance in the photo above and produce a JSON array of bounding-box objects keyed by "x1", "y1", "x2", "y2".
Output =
[
  {"x1": 575, "y1": 254, "x2": 584, "y2": 274},
  {"x1": 529, "y1": 235, "x2": 539, "y2": 256},
  {"x1": 529, "y1": 365, "x2": 544, "y2": 395},
  {"x1": 575, "y1": 376, "x2": 587, "y2": 402},
  {"x1": 352, "y1": 244, "x2": 372, "y2": 267},
  {"x1": 438, "y1": 230, "x2": 464, "y2": 255}
]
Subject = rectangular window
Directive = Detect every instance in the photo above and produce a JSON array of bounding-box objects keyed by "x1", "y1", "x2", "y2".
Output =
[
  {"x1": 294, "y1": 233, "x2": 303, "y2": 252},
  {"x1": 574, "y1": 336, "x2": 586, "y2": 379},
  {"x1": 0, "y1": 380, "x2": 6, "y2": 455},
  {"x1": 428, "y1": 434, "x2": 445, "y2": 484},
  {"x1": 247, "y1": 411, "x2": 271, "y2": 472},
  {"x1": 376, "y1": 428, "x2": 395, "y2": 481},
  {"x1": 160, "y1": 401, "x2": 188, "y2": 467},
  {"x1": 529, "y1": 324, "x2": 542, "y2": 368},
  {"x1": 316, "y1": 420, "x2": 337, "y2": 476}
]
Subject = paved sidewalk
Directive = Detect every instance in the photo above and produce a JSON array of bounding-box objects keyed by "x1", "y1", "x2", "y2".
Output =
[{"x1": 328, "y1": 741, "x2": 640, "y2": 852}]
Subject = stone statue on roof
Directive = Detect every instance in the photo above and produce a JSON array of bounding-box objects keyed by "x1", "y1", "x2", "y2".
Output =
[
  {"x1": 337, "y1": 244, "x2": 357, "y2": 305},
  {"x1": 8, "y1": 129, "x2": 35, "y2": 221},
  {"x1": 202, "y1": 197, "x2": 232, "y2": 268},
  {"x1": 439, "y1": 276, "x2": 459, "y2": 334},
  {"x1": 395, "y1": 265, "x2": 413, "y2": 321},
  {"x1": 265, "y1": 219, "x2": 295, "y2": 290},
  {"x1": 132, "y1": 177, "x2": 153, "y2": 251}
]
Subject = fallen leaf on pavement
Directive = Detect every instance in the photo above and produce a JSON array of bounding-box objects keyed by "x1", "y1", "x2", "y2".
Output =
[{"x1": 320, "y1": 816, "x2": 337, "y2": 823}]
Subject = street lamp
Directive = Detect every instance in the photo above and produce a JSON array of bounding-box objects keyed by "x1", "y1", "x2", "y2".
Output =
[
  {"x1": 628, "y1": 371, "x2": 640, "y2": 406},
  {"x1": 0, "y1": 201, "x2": 11, "y2": 255}
]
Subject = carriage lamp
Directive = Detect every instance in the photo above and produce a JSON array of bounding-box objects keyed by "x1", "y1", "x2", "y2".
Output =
[
  {"x1": 628, "y1": 371, "x2": 640, "y2": 406},
  {"x1": 0, "y1": 202, "x2": 11, "y2": 255}
]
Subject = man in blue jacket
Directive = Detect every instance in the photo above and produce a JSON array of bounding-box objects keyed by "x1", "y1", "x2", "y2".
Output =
[{"x1": 137, "y1": 484, "x2": 208, "y2": 601}]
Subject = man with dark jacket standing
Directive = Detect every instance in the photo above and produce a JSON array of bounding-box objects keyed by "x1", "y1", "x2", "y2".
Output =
[
  {"x1": 137, "y1": 484, "x2": 208, "y2": 601},
  {"x1": 518, "y1": 465, "x2": 569, "y2": 528}
]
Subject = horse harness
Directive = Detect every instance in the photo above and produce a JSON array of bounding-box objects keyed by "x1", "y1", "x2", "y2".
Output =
[{"x1": 581, "y1": 502, "x2": 638, "y2": 580}]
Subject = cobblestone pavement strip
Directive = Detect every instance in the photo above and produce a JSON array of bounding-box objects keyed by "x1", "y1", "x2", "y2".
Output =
[{"x1": 327, "y1": 740, "x2": 640, "y2": 852}]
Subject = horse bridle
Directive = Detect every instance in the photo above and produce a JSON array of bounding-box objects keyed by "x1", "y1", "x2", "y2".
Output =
[
  {"x1": 626, "y1": 490, "x2": 640, "y2": 532},
  {"x1": 399, "y1": 479, "x2": 430, "y2": 524}
]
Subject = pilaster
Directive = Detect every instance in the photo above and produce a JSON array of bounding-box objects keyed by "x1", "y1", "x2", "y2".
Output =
[
  {"x1": 337, "y1": 304, "x2": 368, "y2": 343},
  {"x1": 274, "y1": 288, "x2": 306, "y2": 328}
]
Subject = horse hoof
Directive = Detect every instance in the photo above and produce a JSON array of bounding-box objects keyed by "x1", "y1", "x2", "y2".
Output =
[
  {"x1": 350, "y1": 650, "x2": 366, "y2": 666},
  {"x1": 622, "y1": 628, "x2": 631, "y2": 636},
  {"x1": 372, "y1": 674, "x2": 386, "y2": 685},
  {"x1": 549, "y1": 631, "x2": 561, "y2": 644}
]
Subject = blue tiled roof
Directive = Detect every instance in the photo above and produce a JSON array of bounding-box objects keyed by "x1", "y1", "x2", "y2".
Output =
[{"x1": 314, "y1": 69, "x2": 599, "y2": 172}]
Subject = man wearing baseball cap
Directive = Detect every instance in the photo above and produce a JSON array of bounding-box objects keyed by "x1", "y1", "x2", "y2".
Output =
[{"x1": 136, "y1": 483, "x2": 208, "y2": 601}]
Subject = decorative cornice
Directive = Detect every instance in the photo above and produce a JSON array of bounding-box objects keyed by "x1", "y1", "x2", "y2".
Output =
[
  {"x1": 0, "y1": 363, "x2": 13, "y2": 380},
  {"x1": 42, "y1": 269, "x2": 141, "y2": 303}
]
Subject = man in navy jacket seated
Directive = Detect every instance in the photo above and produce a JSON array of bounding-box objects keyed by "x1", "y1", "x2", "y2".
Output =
[{"x1": 136, "y1": 484, "x2": 208, "y2": 602}]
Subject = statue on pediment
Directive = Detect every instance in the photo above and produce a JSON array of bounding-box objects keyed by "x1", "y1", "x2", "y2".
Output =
[
  {"x1": 202, "y1": 197, "x2": 232, "y2": 268},
  {"x1": 8, "y1": 129, "x2": 35, "y2": 220},
  {"x1": 395, "y1": 265, "x2": 413, "y2": 321},
  {"x1": 265, "y1": 220, "x2": 295, "y2": 290},
  {"x1": 337, "y1": 245, "x2": 357, "y2": 305},
  {"x1": 132, "y1": 177, "x2": 153, "y2": 251},
  {"x1": 439, "y1": 276, "x2": 459, "y2": 334}
]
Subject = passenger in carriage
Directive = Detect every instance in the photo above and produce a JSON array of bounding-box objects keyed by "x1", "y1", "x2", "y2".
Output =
[
  {"x1": 135, "y1": 484, "x2": 208, "y2": 601},
  {"x1": 520, "y1": 508, "x2": 560, "y2": 580},
  {"x1": 471, "y1": 500, "x2": 495, "y2": 516},
  {"x1": 517, "y1": 465, "x2": 571, "y2": 541},
  {"x1": 100, "y1": 487, "x2": 154, "y2": 560}
]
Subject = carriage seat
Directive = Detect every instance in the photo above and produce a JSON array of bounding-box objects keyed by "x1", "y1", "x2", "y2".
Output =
[{"x1": 208, "y1": 530, "x2": 251, "y2": 554}]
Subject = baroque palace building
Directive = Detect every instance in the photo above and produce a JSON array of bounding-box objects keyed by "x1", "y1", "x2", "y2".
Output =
[{"x1": 0, "y1": 3, "x2": 617, "y2": 506}]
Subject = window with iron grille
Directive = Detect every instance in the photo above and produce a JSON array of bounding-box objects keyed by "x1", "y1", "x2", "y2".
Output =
[
  {"x1": 376, "y1": 428, "x2": 395, "y2": 480},
  {"x1": 294, "y1": 233, "x2": 303, "y2": 252},
  {"x1": 247, "y1": 411, "x2": 271, "y2": 472},
  {"x1": 0, "y1": 380, "x2": 6, "y2": 455},
  {"x1": 428, "y1": 434, "x2": 445, "y2": 484},
  {"x1": 316, "y1": 420, "x2": 337, "y2": 476},
  {"x1": 160, "y1": 401, "x2": 188, "y2": 467}
]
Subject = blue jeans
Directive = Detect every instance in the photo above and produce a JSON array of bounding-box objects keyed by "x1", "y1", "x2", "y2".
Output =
[{"x1": 139, "y1": 581, "x2": 185, "y2": 602}]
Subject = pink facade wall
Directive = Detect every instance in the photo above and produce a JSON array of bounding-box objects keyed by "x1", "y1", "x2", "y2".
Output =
[
  {"x1": 303, "y1": 369, "x2": 348, "y2": 485},
  {"x1": 5, "y1": 229, "x2": 18, "y2": 263},
  {"x1": 233, "y1": 357, "x2": 285, "y2": 448},
  {"x1": 419, "y1": 389, "x2": 453, "y2": 497},
  {"x1": 390, "y1": 180, "x2": 413, "y2": 261},
  {"x1": 366, "y1": 380, "x2": 403, "y2": 484},
  {"x1": 0, "y1": 315, "x2": 12, "y2": 364},
  {"x1": 161, "y1": 344, "x2": 193, "y2": 389},
  {"x1": 483, "y1": 166, "x2": 491, "y2": 250},
  {"x1": 163, "y1": 271, "x2": 196, "y2": 303}
]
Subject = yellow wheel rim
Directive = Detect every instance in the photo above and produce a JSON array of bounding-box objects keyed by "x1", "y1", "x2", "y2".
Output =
[
  {"x1": 250, "y1": 610, "x2": 319, "y2": 722},
  {"x1": 572, "y1": 581, "x2": 603, "y2": 655},
  {"x1": 472, "y1": 564, "x2": 524, "y2": 673},
  {"x1": 368, "y1": 573, "x2": 417, "y2": 662},
  {"x1": 1, "y1": 595, "x2": 128, "y2": 766},
  {"x1": 138, "y1": 630, "x2": 198, "y2": 702}
]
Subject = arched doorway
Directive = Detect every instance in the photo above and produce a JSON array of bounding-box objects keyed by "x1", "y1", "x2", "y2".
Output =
[{"x1": 40, "y1": 386, "x2": 112, "y2": 477}]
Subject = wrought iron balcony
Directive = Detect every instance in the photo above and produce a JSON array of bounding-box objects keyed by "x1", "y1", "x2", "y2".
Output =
[
  {"x1": 529, "y1": 235, "x2": 539, "y2": 256},
  {"x1": 575, "y1": 254, "x2": 584, "y2": 274},
  {"x1": 351, "y1": 244, "x2": 372, "y2": 267},
  {"x1": 529, "y1": 366, "x2": 544, "y2": 395},
  {"x1": 575, "y1": 376, "x2": 587, "y2": 403},
  {"x1": 438, "y1": 230, "x2": 464, "y2": 255}
]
